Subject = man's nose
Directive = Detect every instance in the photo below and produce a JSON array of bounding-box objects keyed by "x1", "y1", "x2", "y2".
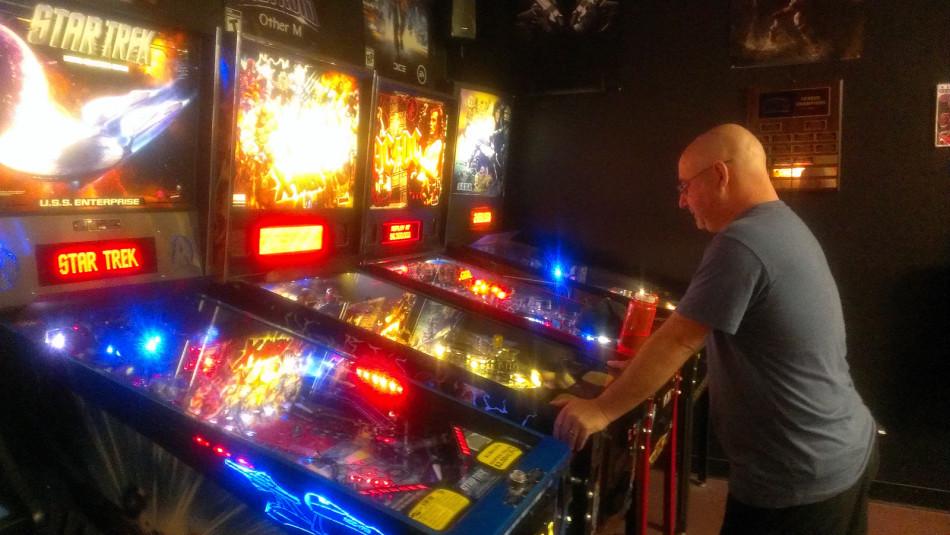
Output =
[{"x1": 678, "y1": 192, "x2": 688, "y2": 209}]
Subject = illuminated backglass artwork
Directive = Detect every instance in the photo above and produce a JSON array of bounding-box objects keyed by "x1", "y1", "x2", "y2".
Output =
[
  {"x1": 0, "y1": 3, "x2": 198, "y2": 212},
  {"x1": 370, "y1": 91, "x2": 447, "y2": 209},
  {"x1": 232, "y1": 41, "x2": 360, "y2": 210},
  {"x1": 453, "y1": 88, "x2": 510, "y2": 197}
]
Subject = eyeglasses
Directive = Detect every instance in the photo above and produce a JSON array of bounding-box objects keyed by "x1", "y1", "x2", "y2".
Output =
[{"x1": 677, "y1": 159, "x2": 732, "y2": 195}]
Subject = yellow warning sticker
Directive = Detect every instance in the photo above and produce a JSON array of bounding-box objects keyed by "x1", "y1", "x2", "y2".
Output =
[
  {"x1": 408, "y1": 489, "x2": 470, "y2": 531},
  {"x1": 476, "y1": 442, "x2": 523, "y2": 471}
]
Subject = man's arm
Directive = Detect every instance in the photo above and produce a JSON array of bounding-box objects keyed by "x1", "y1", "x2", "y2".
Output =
[
  {"x1": 597, "y1": 311, "x2": 708, "y2": 422},
  {"x1": 552, "y1": 311, "x2": 709, "y2": 450}
]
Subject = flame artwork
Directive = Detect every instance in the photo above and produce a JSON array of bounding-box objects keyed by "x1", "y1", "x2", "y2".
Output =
[
  {"x1": 0, "y1": 4, "x2": 196, "y2": 211},
  {"x1": 370, "y1": 91, "x2": 447, "y2": 208},
  {"x1": 186, "y1": 333, "x2": 306, "y2": 430},
  {"x1": 233, "y1": 44, "x2": 360, "y2": 210}
]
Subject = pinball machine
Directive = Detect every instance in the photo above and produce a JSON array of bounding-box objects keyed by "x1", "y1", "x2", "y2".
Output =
[
  {"x1": 360, "y1": 251, "x2": 685, "y2": 535},
  {"x1": 446, "y1": 235, "x2": 707, "y2": 535},
  {"x1": 0, "y1": 2, "x2": 572, "y2": 533},
  {"x1": 2, "y1": 283, "x2": 570, "y2": 535},
  {"x1": 354, "y1": 93, "x2": 692, "y2": 534},
  {"x1": 209, "y1": 69, "x2": 642, "y2": 534}
]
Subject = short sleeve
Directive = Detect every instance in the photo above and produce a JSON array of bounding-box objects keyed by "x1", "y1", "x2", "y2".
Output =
[{"x1": 676, "y1": 235, "x2": 767, "y2": 335}]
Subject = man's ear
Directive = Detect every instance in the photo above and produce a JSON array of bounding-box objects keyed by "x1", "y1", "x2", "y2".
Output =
[{"x1": 714, "y1": 160, "x2": 730, "y2": 191}]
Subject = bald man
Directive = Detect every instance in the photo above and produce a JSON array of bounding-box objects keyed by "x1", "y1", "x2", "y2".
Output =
[{"x1": 552, "y1": 124, "x2": 876, "y2": 534}]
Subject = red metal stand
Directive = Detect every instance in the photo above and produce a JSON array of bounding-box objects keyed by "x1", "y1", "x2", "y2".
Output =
[{"x1": 664, "y1": 375, "x2": 682, "y2": 535}]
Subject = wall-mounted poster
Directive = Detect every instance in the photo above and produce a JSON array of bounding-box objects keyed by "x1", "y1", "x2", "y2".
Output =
[
  {"x1": 231, "y1": 41, "x2": 361, "y2": 210},
  {"x1": 936, "y1": 84, "x2": 950, "y2": 148},
  {"x1": 453, "y1": 88, "x2": 511, "y2": 197},
  {"x1": 730, "y1": 0, "x2": 866, "y2": 68},
  {"x1": 370, "y1": 91, "x2": 447, "y2": 209},
  {"x1": 514, "y1": 0, "x2": 623, "y2": 94},
  {"x1": 362, "y1": 0, "x2": 431, "y2": 85}
]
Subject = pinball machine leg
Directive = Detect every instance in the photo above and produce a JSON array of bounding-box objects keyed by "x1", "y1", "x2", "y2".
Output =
[
  {"x1": 626, "y1": 398, "x2": 655, "y2": 535},
  {"x1": 663, "y1": 375, "x2": 681, "y2": 535},
  {"x1": 675, "y1": 366, "x2": 695, "y2": 534}
]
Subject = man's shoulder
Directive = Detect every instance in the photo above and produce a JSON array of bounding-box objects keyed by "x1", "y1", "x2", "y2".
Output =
[{"x1": 722, "y1": 201, "x2": 801, "y2": 244}]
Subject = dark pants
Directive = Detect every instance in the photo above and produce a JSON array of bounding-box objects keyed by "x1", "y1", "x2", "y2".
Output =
[{"x1": 720, "y1": 441, "x2": 879, "y2": 535}]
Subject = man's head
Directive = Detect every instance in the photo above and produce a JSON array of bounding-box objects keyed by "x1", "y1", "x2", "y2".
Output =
[{"x1": 677, "y1": 123, "x2": 777, "y2": 232}]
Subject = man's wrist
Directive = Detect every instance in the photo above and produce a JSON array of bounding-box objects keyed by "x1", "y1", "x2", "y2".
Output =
[{"x1": 592, "y1": 397, "x2": 615, "y2": 426}]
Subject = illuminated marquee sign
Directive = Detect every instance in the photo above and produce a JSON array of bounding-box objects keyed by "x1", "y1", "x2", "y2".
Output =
[
  {"x1": 381, "y1": 221, "x2": 421, "y2": 245},
  {"x1": 470, "y1": 207, "x2": 494, "y2": 228},
  {"x1": 27, "y1": 4, "x2": 158, "y2": 65},
  {"x1": 35, "y1": 238, "x2": 157, "y2": 286},
  {"x1": 258, "y1": 225, "x2": 325, "y2": 256}
]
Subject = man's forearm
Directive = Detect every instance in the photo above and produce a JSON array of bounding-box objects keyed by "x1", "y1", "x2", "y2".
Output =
[{"x1": 595, "y1": 322, "x2": 703, "y2": 423}]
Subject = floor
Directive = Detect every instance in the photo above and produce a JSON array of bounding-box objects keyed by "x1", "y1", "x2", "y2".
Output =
[{"x1": 598, "y1": 474, "x2": 950, "y2": 535}]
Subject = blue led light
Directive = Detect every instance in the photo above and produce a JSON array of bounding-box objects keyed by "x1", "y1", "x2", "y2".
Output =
[
  {"x1": 551, "y1": 264, "x2": 564, "y2": 280},
  {"x1": 106, "y1": 345, "x2": 115, "y2": 354},
  {"x1": 203, "y1": 326, "x2": 219, "y2": 342},
  {"x1": 225, "y1": 459, "x2": 385, "y2": 535},
  {"x1": 304, "y1": 353, "x2": 342, "y2": 380},
  {"x1": 0, "y1": 245, "x2": 20, "y2": 292},
  {"x1": 142, "y1": 334, "x2": 162, "y2": 354}
]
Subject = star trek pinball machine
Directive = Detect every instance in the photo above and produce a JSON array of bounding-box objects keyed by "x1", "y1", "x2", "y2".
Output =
[{"x1": 0, "y1": 2, "x2": 571, "y2": 534}]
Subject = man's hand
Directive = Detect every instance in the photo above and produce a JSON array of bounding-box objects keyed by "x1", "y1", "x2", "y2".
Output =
[{"x1": 550, "y1": 394, "x2": 611, "y2": 451}]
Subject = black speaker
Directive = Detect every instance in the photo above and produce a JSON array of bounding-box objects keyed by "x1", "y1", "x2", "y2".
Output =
[{"x1": 451, "y1": 0, "x2": 476, "y2": 39}]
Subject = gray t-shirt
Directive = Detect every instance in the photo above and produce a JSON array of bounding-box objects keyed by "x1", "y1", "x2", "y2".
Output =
[{"x1": 677, "y1": 200, "x2": 874, "y2": 508}]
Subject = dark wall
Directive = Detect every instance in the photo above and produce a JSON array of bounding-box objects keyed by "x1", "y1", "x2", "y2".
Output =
[{"x1": 503, "y1": 1, "x2": 950, "y2": 506}]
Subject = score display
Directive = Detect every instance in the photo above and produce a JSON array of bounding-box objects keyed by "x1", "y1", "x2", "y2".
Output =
[
  {"x1": 257, "y1": 224, "x2": 325, "y2": 256},
  {"x1": 36, "y1": 238, "x2": 157, "y2": 286},
  {"x1": 381, "y1": 220, "x2": 421, "y2": 245},
  {"x1": 470, "y1": 207, "x2": 493, "y2": 228}
]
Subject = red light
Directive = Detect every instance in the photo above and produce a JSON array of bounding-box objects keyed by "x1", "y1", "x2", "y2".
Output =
[
  {"x1": 248, "y1": 215, "x2": 332, "y2": 266},
  {"x1": 213, "y1": 445, "x2": 231, "y2": 458},
  {"x1": 258, "y1": 224, "x2": 325, "y2": 256},
  {"x1": 458, "y1": 269, "x2": 472, "y2": 282},
  {"x1": 236, "y1": 457, "x2": 254, "y2": 468},
  {"x1": 35, "y1": 238, "x2": 158, "y2": 286},
  {"x1": 194, "y1": 435, "x2": 211, "y2": 447},
  {"x1": 453, "y1": 426, "x2": 471, "y2": 456},
  {"x1": 356, "y1": 367, "x2": 405, "y2": 396},
  {"x1": 359, "y1": 483, "x2": 429, "y2": 496},
  {"x1": 381, "y1": 220, "x2": 421, "y2": 245},
  {"x1": 471, "y1": 207, "x2": 493, "y2": 228},
  {"x1": 393, "y1": 264, "x2": 409, "y2": 274}
]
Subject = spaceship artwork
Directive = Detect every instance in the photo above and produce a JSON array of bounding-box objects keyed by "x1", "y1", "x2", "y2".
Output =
[{"x1": 0, "y1": 4, "x2": 198, "y2": 211}]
